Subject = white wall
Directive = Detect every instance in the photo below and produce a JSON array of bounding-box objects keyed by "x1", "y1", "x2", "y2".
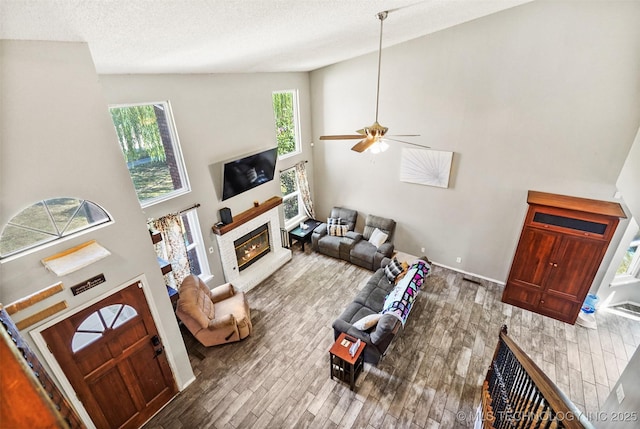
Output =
[
  {"x1": 98, "y1": 73, "x2": 312, "y2": 281},
  {"x1": 0, "y1": 40, "x2": 194, "y2": 389},
  {"x1": 310, "y1": 0, "x2": 640, "y2": 283},
  {"x1": 596, "y1": 127, "x2": 640, "y2": 306}
]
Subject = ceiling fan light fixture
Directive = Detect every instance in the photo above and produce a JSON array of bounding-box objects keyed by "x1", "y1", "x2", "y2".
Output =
[
  {"x1": 368, "y1": 140, "x2": 390, "y2": 154},
  {"x1": 318, "y1": 9, "x2": 425, "y2": 153}
]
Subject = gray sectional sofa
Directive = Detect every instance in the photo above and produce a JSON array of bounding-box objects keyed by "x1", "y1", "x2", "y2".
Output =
[
  {"x1": 333, "y1": 256, "x2": 432, "y2": 364},
  {"x1": 332, "y1": 257, "x2": 398, "y2": 364},
  {"x1": 311, "y1": 207, "x2": 396, "y2": 270}
]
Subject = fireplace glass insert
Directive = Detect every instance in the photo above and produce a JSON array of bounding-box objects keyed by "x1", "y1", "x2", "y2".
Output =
[{"x1": 234, "y1": 224, "x2": 270, "y2": 271}]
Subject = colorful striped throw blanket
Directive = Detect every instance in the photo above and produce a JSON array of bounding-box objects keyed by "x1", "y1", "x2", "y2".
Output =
[{"x1": 381, "y1": 259, "x2": 431, "y2": 326}]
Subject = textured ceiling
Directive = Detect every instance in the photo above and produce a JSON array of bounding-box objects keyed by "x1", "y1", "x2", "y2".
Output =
[{"x1": 0, "y1": 0, "x2": 532, "y2": 74}]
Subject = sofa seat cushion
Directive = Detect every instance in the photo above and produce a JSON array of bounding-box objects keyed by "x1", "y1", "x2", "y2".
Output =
[
  {"x1": 350, "y1": 240, "x2": 377, "y2": 262},
  {"x1": 338, "y1": 302, "x2": 378, "y2": 325},
  {"x1": 317, "y1": 235, "x2": 343, "y2": 258},
  {"x1": 214, "y1": 292, "x2": 250, "y2": 325},
  {"x1": 354, "y1": 283, "x2": 391, "y2": 310}
]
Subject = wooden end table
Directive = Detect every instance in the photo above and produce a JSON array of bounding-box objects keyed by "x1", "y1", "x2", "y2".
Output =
[
  {"x1": 329, "y1": 332, "x2": 366, "y2": 391},
  {"x1": 288, "y1": 219, "x2": 321, "y2": 251}
]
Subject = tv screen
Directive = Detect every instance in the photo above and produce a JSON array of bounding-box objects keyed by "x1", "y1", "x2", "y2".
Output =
[{"x1": 222, "y1": 147, "x2": 278, "y2": 201}]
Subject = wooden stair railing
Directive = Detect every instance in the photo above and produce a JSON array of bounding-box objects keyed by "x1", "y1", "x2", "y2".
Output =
[{"x1": 481, "y1": 325, "x2": 596, "y2": 429}]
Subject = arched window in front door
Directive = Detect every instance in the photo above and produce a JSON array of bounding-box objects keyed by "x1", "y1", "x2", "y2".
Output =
[{"x1": 71, "y1": 304, "x2": 137, "y2": 353}]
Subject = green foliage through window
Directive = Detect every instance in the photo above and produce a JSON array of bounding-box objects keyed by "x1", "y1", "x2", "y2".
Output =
[
  {"x1": 280, "y1": 168, "x2": 301, "y2": 222},
  {"x1": 272, "y1": 90, "x2": 300, "y2": 157},
  {"x1": 109, "y1": 102, "x2": 190, "y2": 206},
  {"x1": 617, "y1": 231, "x2": 640, "y2": 275},
  {"x1": 0, "y1": 198, "x2": 111, "y2": 258}
]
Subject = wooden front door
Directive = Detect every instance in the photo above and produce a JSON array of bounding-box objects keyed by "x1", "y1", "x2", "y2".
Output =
[{"x1": 42, "y1": 282, "x2": 177, "y2": 429}]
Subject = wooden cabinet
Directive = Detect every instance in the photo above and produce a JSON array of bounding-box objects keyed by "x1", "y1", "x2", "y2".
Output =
[{"x1": 502, "y1": 191, "x2": 626, "y2": 324}]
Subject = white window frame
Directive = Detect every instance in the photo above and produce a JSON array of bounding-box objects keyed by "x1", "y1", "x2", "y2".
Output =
[
  {"x1": 612, "y1": 218, "x2": 640, "y2": 287},
  {"x1": 0, "y1": 198, "x2": 113, "y2": 262},
  {"x1": 181, "y1": 210, "x2": 212, "y2": 282},
  {"x1": 280, "y1": 167, "x2": 306, "y2": 230},
  {"x1": 272, "y1": 90, "x2": 302, "y2": 160},
  {"x1": 109, "y1": 101, "x2": 191, "y2": 208}
]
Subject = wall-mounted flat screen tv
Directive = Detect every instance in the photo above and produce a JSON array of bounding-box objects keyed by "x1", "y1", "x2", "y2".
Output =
[{"x1": 221, "y1": 147, "x2": 278, "y2": 201}]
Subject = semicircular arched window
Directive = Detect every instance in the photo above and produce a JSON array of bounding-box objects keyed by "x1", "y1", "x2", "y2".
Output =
[
  {"x1": 71, "y1": 304, "x2": 138, "y2": 352},
  {"x1": 0, "y1": 198, "x2": 112, "y2": 259}
]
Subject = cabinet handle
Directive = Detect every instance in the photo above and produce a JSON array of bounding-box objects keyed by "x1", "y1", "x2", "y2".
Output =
[
  {"x1": 549, "y1": 262, "x2": 558, "y2": 267},
  {"x1": 540, "y1": 300, "x2": 545, "y2": 304},
  {"x1": 553, "y1": 263, "x2": 558, "y2": 267}
]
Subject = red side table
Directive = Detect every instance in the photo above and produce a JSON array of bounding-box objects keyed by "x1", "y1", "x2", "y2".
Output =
[{"x1": 329, "y1": 332, "x2": 366, "y2": 391}]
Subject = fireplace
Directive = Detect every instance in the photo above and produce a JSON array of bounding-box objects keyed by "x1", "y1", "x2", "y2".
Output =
[
  {"x1": 213, "y1": 196, "x2": 291, "y2": 292},
  {"x1": 234, "y1": 224, "x2": 270, "y2": 271}
]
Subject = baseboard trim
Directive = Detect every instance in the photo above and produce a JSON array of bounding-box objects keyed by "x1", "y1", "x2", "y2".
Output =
[{"x1": 431, "y1": 261, "x2": 506, "y2": 286}]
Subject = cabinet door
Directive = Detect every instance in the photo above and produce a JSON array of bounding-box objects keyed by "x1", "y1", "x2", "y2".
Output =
[
  {"x1": 540, "y1": 235, "x2": 605, "y2": 323},
  {"x1": 508, "y1": 227, "x2": 559, "y2": 289},
  {"x1": 502, "y1": 227, "x2": 558, "y2": 308}
]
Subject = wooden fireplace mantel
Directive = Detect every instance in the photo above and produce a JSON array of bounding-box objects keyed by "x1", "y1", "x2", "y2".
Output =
[{"x1": 212, "y1": 196, "x2": 282, "y2": 236}]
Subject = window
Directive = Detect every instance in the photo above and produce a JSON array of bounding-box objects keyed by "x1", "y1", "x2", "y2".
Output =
[
  {"x1": 616, "y1": 230, "x2": 640, "y2": 278},
  {"x1": 71, "y1": 304, "x2": 137, "y2": 352},
  {"x1": 0, "y1": 198, "x2": 112, "y2": 259},
  {"x1": 152, "y1": 209, "x2": 211, "y2": 286},
  {"x1": 272, "y1": 90, "x2": 301, "y2": 158},
  {"x1": 109, "y1": 102, "x2": 190, "y2": 207},
  {"x1": 280, "y1": 168, "x2": 304, "y2": 226},
  {"x1": 612, "y1": 218, "x2": 640, "y2": 286},
  {"x1": 180, "y1": 210, "x2": 210, "y2": 279}
]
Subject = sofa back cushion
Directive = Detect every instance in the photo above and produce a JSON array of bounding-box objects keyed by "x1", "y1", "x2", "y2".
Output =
[
  {"x1": 330, "y1": 207, "x2": 357, "y2": 232},
  {"x1": 362, "y1": 214, "x2": 396, "y2": 241},
  {"x1": 176, "y1": 275, "x2": 215, "y2": 330}
]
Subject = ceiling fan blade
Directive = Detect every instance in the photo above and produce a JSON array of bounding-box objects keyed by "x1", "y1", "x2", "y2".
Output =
[
  {"x1": 351, "y1": 138, "x2": 375, "y2": 153},
  {"x1": 383, "y1": 137, "x2": 430, "y2": 148},
  {"x1": 319, "y1": 134, "x2": 364, "y2": 140}
]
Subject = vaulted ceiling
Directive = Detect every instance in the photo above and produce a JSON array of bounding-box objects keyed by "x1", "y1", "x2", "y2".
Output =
[{"x1": 0, "y1": 0, "x2": 532, "y2": 74}]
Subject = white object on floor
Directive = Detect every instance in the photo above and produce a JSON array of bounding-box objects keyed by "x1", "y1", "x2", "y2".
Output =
[{"x1": 576, "y1": 311, "x2": 597, "y2": 329}]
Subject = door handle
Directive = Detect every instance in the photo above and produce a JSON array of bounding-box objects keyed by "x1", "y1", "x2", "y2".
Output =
[
  {"x1": 153, "y1": 347, "x2": 164, "y2": 358},
  {"x1": 151, "y1": 335, "x2": 161, "y2": 347}
]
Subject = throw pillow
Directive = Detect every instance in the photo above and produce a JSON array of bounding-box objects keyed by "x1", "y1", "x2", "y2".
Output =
[
  {"x1": 328, "y1": 224, "x2": 348, "y2": 237},
  {"x1": 368, "y1": 228, "x2": 388, "y2": 248},
  {"x1": 353, "y1": 313, "x2": 383, "y2": 331},
  {"x1": 326, "y1": 217, "x2": 342, "y2": 233},
  {"x1": 384, "y1": 257, "x2": 403, "y2": 282},
  {"x1": 394, "y1": 262, "x2": 410, "y2": 284}
]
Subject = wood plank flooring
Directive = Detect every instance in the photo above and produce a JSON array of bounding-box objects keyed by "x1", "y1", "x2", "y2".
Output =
[{"x1": 144, "y1": 249, "x2": 640, "y2": 429}]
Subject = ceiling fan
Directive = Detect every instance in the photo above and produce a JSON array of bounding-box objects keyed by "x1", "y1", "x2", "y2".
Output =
[{"x1": 319, "y1": 10, "x2": 428, "y2": 153}]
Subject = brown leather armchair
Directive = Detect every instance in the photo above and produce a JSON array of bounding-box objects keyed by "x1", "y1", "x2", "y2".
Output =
[{"x1": 176, "y1": 275, "x2": 252, "y2": 346}]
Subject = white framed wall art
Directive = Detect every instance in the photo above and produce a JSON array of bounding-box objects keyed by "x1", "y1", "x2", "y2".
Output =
[{"x1": 400, "y1": 148, "x2": 453, "y2": 188}]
